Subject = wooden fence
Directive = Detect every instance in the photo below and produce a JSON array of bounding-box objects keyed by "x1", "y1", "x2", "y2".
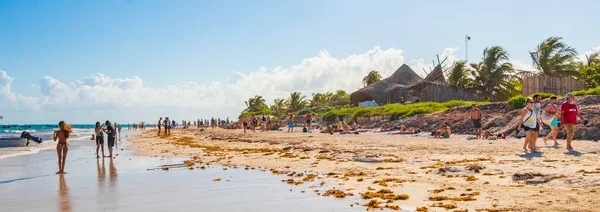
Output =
[
  {"x1": 522, "y1": 75, "x2": 585, "y2": 96},
  {"x1": 414, "y1": 83, "x2": 479, "y2": 102}
]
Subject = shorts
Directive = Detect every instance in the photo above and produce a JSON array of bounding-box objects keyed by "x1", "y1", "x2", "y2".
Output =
[
  {"x1": 288, "y1": 122, "x2": 294, "y2": 128},
  {"x1": 108, "y1": 137, "x2": 116, "y2": 148},
  {"x1": 472, "y1": 119, "x2": 481, "y2": 128},
  {"x1": 96, "y1": 136, "x2": 104, "y2": 145},
  {"x1": 522, "y1": 124, "x2": 537, "y2": 132},
  {"x1": 549, "y1": 118, "x2": 558, "y2": 127},
  {"x1": 168, "y1": 126, "x2": 172, "y2": 129},
  {"x1": 243, "y1": 122, "x2": 248, "y2": 127},
  {"x1": 311, "y1": 120, "x2": 316, "y2": 125},
  {"x1": 565, "y1": 123, "x2": 575, "y2": 138}
]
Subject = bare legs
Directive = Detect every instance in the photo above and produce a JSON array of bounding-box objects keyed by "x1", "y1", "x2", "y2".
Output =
[
  {"x1": 524, "y1": 131, "x2": 536, "y2": 152},
  {"x1": 56, "y1": 144, "x2": 68, "y2": 174},
  {"x1": 543, "y1": 126, "x2": 559, "y2": 146}
]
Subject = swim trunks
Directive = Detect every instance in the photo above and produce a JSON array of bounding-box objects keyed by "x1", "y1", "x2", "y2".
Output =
[
  {"x1": 96, "y1": 136, "x2": 104, "y2": 145},
  {"x1": 243, "y1": 122, "x2": 248, "y2": 127},
  {"x1": 108, "y1": 137, "x2": 115, "y2": 148},
  {"x1": 472, "y1": 119, "x2": 481, "y2": 128},
  {"x1": 288, "y1": 122, "x2": 294, "y2": 128}
]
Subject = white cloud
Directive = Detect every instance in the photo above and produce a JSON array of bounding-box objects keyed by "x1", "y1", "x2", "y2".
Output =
[
  {"x1": 1, "y1": 45, "x2": 594, "y2": 123},
  {"x1": 577, "y1": 45, "x2": 600, "y2": 63}
]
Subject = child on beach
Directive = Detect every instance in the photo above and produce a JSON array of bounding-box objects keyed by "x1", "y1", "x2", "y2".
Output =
[{"x1": 53, "y1": 121, "x2": 72, "y2": 174}]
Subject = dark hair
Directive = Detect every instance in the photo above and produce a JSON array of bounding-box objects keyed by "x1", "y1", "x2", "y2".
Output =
[
  {"x1": 96, "y1": 122, "x2": 101, "y2": 127},
  {"x1": 533, "y1": 94, "x2": 541, "y2": 99},
  {"x1": 550, "y1": 96, "x2": 557, "y2": 100},
  {"x1": 471, "y1": 104, "x2": 476, "y2": 107}
]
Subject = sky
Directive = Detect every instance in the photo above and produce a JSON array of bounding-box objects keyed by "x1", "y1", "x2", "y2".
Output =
[{"x1": 1, "y1": 0, "x2": 599, "y2": 124}]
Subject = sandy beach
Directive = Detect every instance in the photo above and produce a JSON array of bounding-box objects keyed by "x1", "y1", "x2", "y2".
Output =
[{"x1": 129, "y1": 128, "x2": 600, "y2": 212}]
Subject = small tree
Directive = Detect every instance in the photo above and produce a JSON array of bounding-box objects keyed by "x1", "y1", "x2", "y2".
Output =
[{"x1": 362, "y1": 70, "x2": 382, "y2": 87}]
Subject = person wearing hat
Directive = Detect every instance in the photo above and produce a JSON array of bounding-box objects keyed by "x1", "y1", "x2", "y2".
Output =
[
  {"x1": 102, "y1": 120, "x2": 116, "y2": 157},
  {"x1": 560, "y1": 93, "x2": 587, "y2": 150}
]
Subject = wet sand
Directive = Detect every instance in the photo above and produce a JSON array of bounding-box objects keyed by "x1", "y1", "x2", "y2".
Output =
[
  {"x1": 0, "y1": 131, "x2": 362, "y2": 212},
  {"x1": 129, "y1": 128, "x2": 600, "y2": 212}
]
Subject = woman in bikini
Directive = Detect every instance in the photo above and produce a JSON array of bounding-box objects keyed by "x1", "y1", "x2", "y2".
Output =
[
  {"x1": 94, "y1": 122, "x2": 105, "y2": 158},
  {"x1": 53, "y1": 121, "x2": 72, "y2": 174},
  {"x1": 542, "y1": 96, "x2": 560, "y2": 146}
]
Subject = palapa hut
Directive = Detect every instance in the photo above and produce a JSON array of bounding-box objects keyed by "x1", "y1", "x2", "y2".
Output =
[
  {"x1": 350, "y1": 64, "x2": 422, "y2": 105},
  {"x1": 405, "y1": 64, "x2": 479, "y2": 102},
  {"x1": 351, "y1": 63, "x2": 479, "y2": 105}
]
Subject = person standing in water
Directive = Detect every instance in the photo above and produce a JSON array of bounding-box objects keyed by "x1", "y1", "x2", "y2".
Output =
[
  {"x1": 543, "y1": 96, "x2": 560, "y2": 146},
  {"x1": 103, "y1": 121, "x2": 116, "y2": 158},
  {"x1": 53, "y1": 121, "x2": 71, "y2": 174},
  {"x1": 94, "y1": 122, "x2": 105, "y2": 158},
  {"x1": 561, "y1": 93, "x2": 587, "y2": 150}
]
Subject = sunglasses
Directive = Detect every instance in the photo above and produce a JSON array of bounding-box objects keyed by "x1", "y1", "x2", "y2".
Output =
[{"x1": 526, "y1": 101, "x2": 533, "y2": 104}]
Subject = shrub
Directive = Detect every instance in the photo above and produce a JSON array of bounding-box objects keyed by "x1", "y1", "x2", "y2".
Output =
[
  {"x1": 573, "y1": 87, "x2": 600, "y2": 96},
  {"x1": 507, "y1": 95, "x2": 526, "y2": 109}
]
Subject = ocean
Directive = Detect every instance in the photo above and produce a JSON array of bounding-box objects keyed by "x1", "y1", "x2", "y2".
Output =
[{"x1": 0, "y1": 124, "x2": 97, "y2": 159}]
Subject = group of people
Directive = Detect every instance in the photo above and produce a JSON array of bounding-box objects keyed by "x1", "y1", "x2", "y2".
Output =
[
  {"x1": 94, "y1": 121, "x2": 119, "y2": 159},
  {"x1": 517, "y1": 93, "x2": 587, "y2": 152},
  {"x1": 241, "y1": 114, "x2": 278, "y2": 133}
]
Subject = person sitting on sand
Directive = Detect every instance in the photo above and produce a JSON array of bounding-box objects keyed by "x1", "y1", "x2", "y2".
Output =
[
  {"x1": 53, "y1": 121, "x2": 72, "y2": 174},
  {"x1": 482, "y1": 131, "x2": 497, "y2": 140},
  {"x1": 390, "y1": 125, "x2": 421, "y2": 134},
  {"x1": 380, "y1": 122, "x2": 390, "y2": 132},
  {"x1": 434, "y1": 122, "x2": 451, "y2": 139}
]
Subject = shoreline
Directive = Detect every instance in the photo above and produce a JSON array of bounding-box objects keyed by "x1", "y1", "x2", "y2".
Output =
[{"x1": 128, "y1": 127, "x2": 600, "y2": 211}]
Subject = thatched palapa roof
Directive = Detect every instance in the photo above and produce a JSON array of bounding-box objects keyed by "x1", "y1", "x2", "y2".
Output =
[{"x1": 350, "y1": 64, "x2": 422, "y2": 105}]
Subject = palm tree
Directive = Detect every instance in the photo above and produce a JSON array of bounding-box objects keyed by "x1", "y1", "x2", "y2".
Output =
[
  {"x1": 286, "y1": 92, "x2": 307, "y2": 113},
  {"x1": 362, "y1": 70, "x2": 382, "y2": 87},
  {"x1": 270, "y1": 98, "x2": 287, "y2": 118},
  {"x1": 470, "y1": 46, "x2": 518, "y2": 101},
  {"x1": 530, "y1": 37, "x2": 579, "y2": 77},
  {"x1": 447, "y1": 60, "x2": 471, "y2": 89},
  {"x1": 582, "y1": 52, "x2": 600, "y2": 67},
  {"x1": 244, "y1": 95, "x2": 268, "y2": 112},
  {"x1": 309, "y1": 93, "x2": 327, "y2": 107}
]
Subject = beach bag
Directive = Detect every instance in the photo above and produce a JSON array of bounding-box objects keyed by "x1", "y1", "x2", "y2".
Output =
[
  {"x1": 303, "y1": 127, "x2": 308, "y2": 133},
  {"x1": 540, "y1": 113, "x2": 555, "y2": 125}
]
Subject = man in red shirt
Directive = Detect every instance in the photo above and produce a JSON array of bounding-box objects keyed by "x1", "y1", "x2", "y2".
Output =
[{"x1": 560, "y1": 93, "x2": 586, "y2": 150}]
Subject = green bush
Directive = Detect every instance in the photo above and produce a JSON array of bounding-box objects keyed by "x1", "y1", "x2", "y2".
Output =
[
  {"x1": 573, "y1": 86, "x2": 600, "y2": 96},
  {"x1": 507, "y1": 95, "x2": 526, "y2": 109}
]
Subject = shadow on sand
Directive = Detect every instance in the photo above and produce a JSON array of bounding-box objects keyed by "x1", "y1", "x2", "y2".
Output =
[{"x1": 517, "y1": 151, "x2": 543, "y2": 158}]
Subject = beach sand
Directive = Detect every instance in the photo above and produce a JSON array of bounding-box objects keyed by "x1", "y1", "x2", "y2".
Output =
[
  {"x1": 0, "y1": 131, "x2": 362, "y2": 212},
  {"x1": 129, "y1": 128, "x2": 600, "y2": 212}
]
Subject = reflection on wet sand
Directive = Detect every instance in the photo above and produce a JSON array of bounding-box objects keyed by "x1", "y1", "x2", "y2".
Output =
[
  {"x1": 58, "y1": 175, "x2": 71, "y2": 212},
  {"x1": 109, "y1": 158, "x2": 117, "y2": 187}
]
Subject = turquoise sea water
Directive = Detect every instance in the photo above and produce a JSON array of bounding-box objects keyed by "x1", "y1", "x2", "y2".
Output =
[{"x1": 0, "y1": 124, "x2": 99, "y2": 159}]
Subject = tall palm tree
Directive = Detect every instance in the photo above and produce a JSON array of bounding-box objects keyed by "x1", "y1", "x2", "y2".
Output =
[
  {"x1": 447, "y1": 60, "x2": 471, "y2": 89},
  {"x1": 244, "y1": 95, "x2": 268, "y2": 112},
  {"x1": 470, "y1": 46, "x2": 518, "y2": 101},
  {"x1": 362, "y1": 70, "x2": 382, "y2": 87},
  {"x1": 270, "y1": 98, "x2": 287, "y2": 118},
  {"x1": 530, "y1": 37, "x2": 579, "y2": 77},
  {"x1": 309, "y1": 93, "x2": 327, "y2": 107},
  {"x1": 286, "y1": 92, "x2": 307, "y2": 113}
]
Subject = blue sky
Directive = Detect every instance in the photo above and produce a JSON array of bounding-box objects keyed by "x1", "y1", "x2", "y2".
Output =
[{"x1": 0, "y1": 0, "x2": 599, "y2": 123}]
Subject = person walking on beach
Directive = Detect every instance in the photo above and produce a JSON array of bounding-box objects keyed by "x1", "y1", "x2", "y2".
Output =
[
  {"x1": 157, "y1": 117, "x2": 162, "y2": 136},
  {"x1": 53, "y1": 121, "x2": 72, "y2": 174},
  {"x1": 471, "y1": 104, "x2": 482, "y2": 138},
  {"x1": 242, "y1": 115, "x2": 249, "y2": 133},
  {"x1": 561, "y1": 93, "x2": 587, "y2": 150},
  {"x1": 103, "y1": 121, "x2": 116, "y2": 157},
  {"x1": 94, "y1": 122, "x2": 105, "y2": 158},
  {"x1": 211, "y1": 117, "x2": 215, "y2": 129},
  {"x1": 518, "y1": 98, "x2": 538, "y2": 152},
  {"x1": 305, "y1": 114, "x2": 311, "y2": 129},
  {"x1": 543, "y1": 96, "x2": 560, "y2": 146},
  {"x1": 287, "y1": 114, "x2": 295, "y2": 133},
  {"x1": 531, "y1": 94, "x2": 544, "y2": 147}
]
